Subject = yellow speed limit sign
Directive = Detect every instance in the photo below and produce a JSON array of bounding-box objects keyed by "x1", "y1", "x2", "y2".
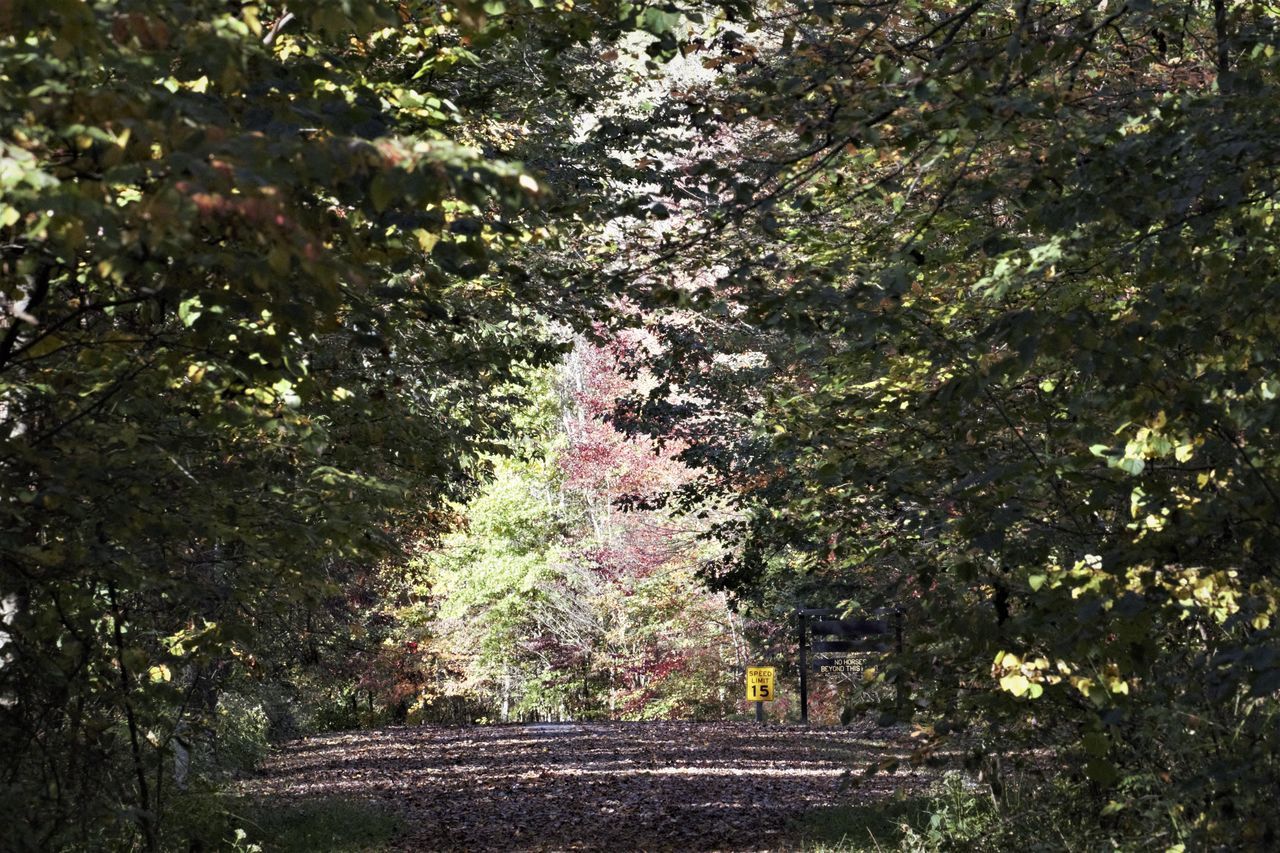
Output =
[{"x1": 746, "y1": 666, "x2": 776, "y2": 702}]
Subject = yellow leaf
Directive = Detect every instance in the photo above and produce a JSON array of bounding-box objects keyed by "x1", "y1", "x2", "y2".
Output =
[
  {"x1": 999, "y1": 674, "x2": 1030, "y2": 696},
  {"x1": 414, "y1": 228, "x2": 439, "y2": 253}
]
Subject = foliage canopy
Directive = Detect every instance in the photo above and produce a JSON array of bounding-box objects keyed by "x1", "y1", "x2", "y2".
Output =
[
  {"x1": 601, "y1": 0, "x2": 1280, "y2": 845},
  {"x1": 6, "y1": 0, "x2": 1280, "y2": 848}
]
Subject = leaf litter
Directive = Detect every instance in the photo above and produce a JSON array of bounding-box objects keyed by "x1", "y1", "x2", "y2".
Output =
[{"x1": 242, "y1": 720, "x2": 925, "y2": 851}]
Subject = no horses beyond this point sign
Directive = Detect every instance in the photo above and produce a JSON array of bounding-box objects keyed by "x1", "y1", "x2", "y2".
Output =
[{"x1": 746, "y1": 666, "x2": 776, "y2": 702}]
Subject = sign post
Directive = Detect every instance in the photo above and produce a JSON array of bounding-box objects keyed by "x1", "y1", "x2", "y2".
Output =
[
  {"x1": 798, "y1": 608, "x2": 904, "y2": 722},
  {"x1": 745, "y1": 666, "x2": 775, "y2": 724},
  {"x1": 798, "y1": 612, "x2": 809, "y2": 725}
]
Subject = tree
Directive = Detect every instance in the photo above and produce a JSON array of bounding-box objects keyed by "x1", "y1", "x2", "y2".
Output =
[
  {"x1": 600, "y1": 0, "x2": 1280, "y2": 844},
  {"x1": 0, "y1": 1, "x2": 680, "y2": 846},
  {"x1": 422, "y1": 341, "x2": 742, "y2": 722}
]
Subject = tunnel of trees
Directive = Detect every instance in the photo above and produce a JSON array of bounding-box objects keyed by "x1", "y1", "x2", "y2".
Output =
[{"x1": 3, "y1": 0, "x2": 1280, "y2": 848}]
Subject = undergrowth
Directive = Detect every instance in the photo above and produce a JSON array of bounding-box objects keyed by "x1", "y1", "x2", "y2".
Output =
[
  {"x1": 162, "y1": 792, "x2": 402, "y2": 852},
  {"x1": 796, "y1": 771, "x2": 1114, "y2": 852}
]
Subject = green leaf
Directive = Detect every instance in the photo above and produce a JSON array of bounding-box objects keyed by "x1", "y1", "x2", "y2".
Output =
[
  {"x1": 1085, "y1": 757, "x2": 1119, "y2": 787},
  {"x1": 1083, "y1": 732, "x2": 1109, "y2": 757},
  {"x1": 268, "y1": 246, "x2": 291, "y2": 276},
  {"x1": 640, "y1": 7, "x2": 679, "y2": 35},
  {"x1": 370, "y1": 174, "x2": 394, "y2": 213},
  {"x1": 178, "y1": 297, "x2": 203, "y2": 327},
  {"x1": 1115, "y1": 456, "x2": 1145, "y2": 476}
]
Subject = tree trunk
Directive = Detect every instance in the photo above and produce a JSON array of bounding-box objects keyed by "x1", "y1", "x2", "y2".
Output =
[{"x1": 108, "y1": 584, "x2": 157, "y2": 853}]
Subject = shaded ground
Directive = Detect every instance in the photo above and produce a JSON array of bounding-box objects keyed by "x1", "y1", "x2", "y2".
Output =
[{"x1": 243, "y1": 721, "x2": 927, "y2": 851}]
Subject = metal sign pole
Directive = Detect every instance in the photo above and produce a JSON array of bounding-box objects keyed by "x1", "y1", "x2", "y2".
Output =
[
  {"x1": 755, "y1": 700, "x2": 764, "y2": 724},
  {"x1": 798, "y1": 612, "x2": 809, "y2": 725}
]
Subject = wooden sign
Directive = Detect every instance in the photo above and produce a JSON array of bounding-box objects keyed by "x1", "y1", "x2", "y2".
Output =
[
  {"x1": 807, "y1": 615, "x2": 894, "y2": 672},
  {"x1": 798, "y1": 608, "x2": 905, "y2": 724}
]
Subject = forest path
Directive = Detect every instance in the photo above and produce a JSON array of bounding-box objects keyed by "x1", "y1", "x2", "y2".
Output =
[{"x1": 244, "y1": 720, "x2": 925, "y2": 851}]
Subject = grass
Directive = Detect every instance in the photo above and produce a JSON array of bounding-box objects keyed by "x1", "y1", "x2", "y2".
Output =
[
  {"x1": 793, "y1": 798, "x2": 932, "y2": 851},
  {"x1": 792, "y1": 768, "x2": 1128, "y2": 852},
  {"x1": 791, "y1": 773, "x2": 999, "y2": 852},
  {"x1": 165, "y1": 792, "x2": 403, "y2": 852}
]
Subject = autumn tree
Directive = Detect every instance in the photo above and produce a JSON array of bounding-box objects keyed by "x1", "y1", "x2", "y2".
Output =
[
  {"x1": 423, "y1": 339, "x2": 743, "y2": 722},
  {"x1": 0, "y1": 1, "x2": 701, "y2": 846},
  {"x1": 597, "y1": 0, "x2": 1280, "y2": 844}
]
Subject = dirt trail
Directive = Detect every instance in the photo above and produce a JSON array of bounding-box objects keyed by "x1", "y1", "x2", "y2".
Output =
[{"x1": 244, "y1": 721, "x2": 925, "y2": 851}]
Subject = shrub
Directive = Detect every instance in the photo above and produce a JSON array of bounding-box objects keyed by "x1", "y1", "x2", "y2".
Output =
[{"x1": 205, "y1": 692, "x2": 271, "y2": 778}]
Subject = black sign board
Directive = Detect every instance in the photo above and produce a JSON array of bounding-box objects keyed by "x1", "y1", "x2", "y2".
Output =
[{"x1": 809, "y1": 618, "x2": 893, "y2": 671}]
